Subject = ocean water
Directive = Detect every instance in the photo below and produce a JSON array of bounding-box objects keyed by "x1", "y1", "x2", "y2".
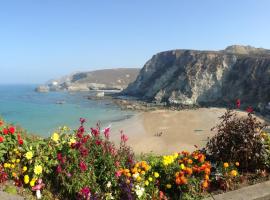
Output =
[{"x1": 0, "y1": 85, "x2": 134, "y2": 137}]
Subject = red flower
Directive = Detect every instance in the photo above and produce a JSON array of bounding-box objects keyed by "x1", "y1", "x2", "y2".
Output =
[
  {"x1": 79, "y1": 118, "x2": 86, "y2": 124},
  {"x1": 104, "y1": 127, "x2": 110, "y2": 139},
  {"x1": 95, "y1": 140, "x2": 102, "y2": 146},
  {"x1": 57, "y1": 153, "x2": 62, "y2": 161},
  {"x1": 0, "y1": 136, "x2": 4, "y2": 143},
  {"x1": 56, "y1": 165, "x2": 62, "y2": 173},
  {"x1": 8, "y1": 126, "x2": 15, "y2": 134},
  {"x1": 79, "y1": 161, "x2": 87, "y2": 171},
  {"x1": 91, "y1": 128, "x2": 99, "y2": 137},
  {"x1": 18, "y1": 139, "x2": 23, "y2": 145},
  {"x1": 79, "y1": 147, "x2": 89, "y2": 157},
  {"x1": 236, "y1": 99, "x2": 241, "y2": 109},
  {"x1": 3, "y1": 128, "x2": 8, "y2": 135},
  {"x1": 246, "y1": 106, "x2": 253, "y2": 113}
]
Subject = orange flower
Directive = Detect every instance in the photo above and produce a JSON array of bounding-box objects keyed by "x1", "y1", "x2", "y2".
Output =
[
  {"x1": 223, "y1": 162, "x2": 229, "y2": 168},
  {"x1": 185, "y1": 167, "x2": 193, "y2": 175},
  {"x1": 180, "y1": 176, "x2": 188, "y2": 184},
  {"x1": 198, "y1": 154, "x2": 205, "y2": 163},
  {"x1": 202, "y1": 180, "x2": 209, "y2": 189},
  {"x1": 204, "y1": 168, "x2": 211, "y2": 175},
  {"x1": 187, "y1": 159, "x2": 193, "y2": 164},
  {"x1": 175, "y1": 177, "x2": 181, "y2": 185}
]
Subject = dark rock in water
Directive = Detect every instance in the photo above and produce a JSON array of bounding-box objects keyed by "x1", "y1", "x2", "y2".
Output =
[{"x1": 122, "y1": 45, "x2": 270, "y2": 112}]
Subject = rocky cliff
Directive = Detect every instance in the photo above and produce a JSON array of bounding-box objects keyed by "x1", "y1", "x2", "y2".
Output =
[
  {"x1": 123, "y1": 45, "x2": 270, "y2": 112},
  {"x1": 37, "y1": 68, "x2": 140, "y2": 92}
]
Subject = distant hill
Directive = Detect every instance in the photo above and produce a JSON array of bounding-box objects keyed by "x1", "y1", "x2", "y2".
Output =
[{"x1": 36, "y1": 68, "x2": 140, "y2": 92}]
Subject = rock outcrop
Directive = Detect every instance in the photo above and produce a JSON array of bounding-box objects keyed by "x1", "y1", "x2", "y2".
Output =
[
  {"x1": 37, "y1": 68, "x2": 140, "y2": 92},
  {"x1": 123, "y1": 45, "x2": 270, "y2": 112}
]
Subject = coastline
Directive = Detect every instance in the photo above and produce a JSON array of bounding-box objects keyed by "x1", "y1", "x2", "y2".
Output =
[{"x1": 110, "y1": 107, "x2": 266, "y2": 155}]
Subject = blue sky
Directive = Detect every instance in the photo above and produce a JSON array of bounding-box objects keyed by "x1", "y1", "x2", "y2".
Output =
[{"x1": 0, "y1": 0, "x2": 270, "y2": 84}]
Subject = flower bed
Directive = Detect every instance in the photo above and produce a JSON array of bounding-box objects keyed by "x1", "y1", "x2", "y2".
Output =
[{"x1": 0, "y1": 109, "x2": 270, "y2": 200}]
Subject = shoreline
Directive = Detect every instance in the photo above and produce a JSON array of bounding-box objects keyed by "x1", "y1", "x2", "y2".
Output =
[{"x1": 110, "y1": 107, "x2": 267, "y2": 155}]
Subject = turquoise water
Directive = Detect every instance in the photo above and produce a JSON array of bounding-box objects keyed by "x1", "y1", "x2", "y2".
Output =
[{"x1": 0, "y1": 85, "x2": 133, "y2": 137}]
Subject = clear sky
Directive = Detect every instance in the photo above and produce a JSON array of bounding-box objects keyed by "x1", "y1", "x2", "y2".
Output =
[{"x1": 1, "y1": 0, "x2": 270, "y2": 84}]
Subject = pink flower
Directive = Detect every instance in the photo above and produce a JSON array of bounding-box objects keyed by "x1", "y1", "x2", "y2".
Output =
[
  {"x1": 80, "y1": 187, "x2": 91, "y2": 199},
  {"x1": 104, "y1": 127, "x2": 110, "y2": 139},
  {"x1": 115, "y1": 161, "x2": 120, "y2": 167},
  {"x1": 121, "y1": 132, "x2": 128, "y2": 143},
  {"x1": 79, "y1": 161, "x2": 87, "y2": 171},
  {"x1": 115, "y1": 170, "x2": 122, "y2": 178},
  {"x1": 79, "y1": 118, "x2": 86, "y2": 124}
]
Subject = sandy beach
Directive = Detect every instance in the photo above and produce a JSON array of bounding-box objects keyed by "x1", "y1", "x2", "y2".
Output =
[{"x1": 110, "y1": 108, "x2": 262, "y2": 155}]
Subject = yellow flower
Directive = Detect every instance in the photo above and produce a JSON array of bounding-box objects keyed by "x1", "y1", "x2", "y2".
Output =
[
  {"x1": 7, "y1": 163, "x2": 11, "y2": 168},
  {"x1": 166, "y1": 184, "x2": 172, "y2": 189},
  {"x1": 24, "y1": 175, "x2": 29, "y2": 184},
  {"x1": 11, "y1": 159, "x2": 16, "y2": 163},
  {"x1": 154, "y1": 172, "x2": 159, "y2": 178},
  {"x1": 11, "y1": 164, "x2": 15, "y2": 169},
  {"x1": 16, "y1": 159, "x2": 20, "y2": 163},
  {"x1": 223, "y1": 162, "x2": 229, "y2": 168},
  {"x1": 69, "y1": 138, "x2": 76, "y2": 145},
  {"x1": 235, "y1": 162, "x2": 240, "y2": 167},
  {"x1": 148, "y1": 177, "x2": 153, "y2": 182},
  {"x1": 23, "y1": 166, "x2": 27, "y2": 172},
  {"x1": 25, "y1": 151, "x2": 33, "y2": 160},
  {"x1": 51, "y1": 132, "x2": 59, "y2": 142},
  {"x1": 34, "y1": 165, "x2": 43, "y2": 175},
  {"x1": 230, "y1": 170, "x2": 238, "y2": 177},
  {"x1": 145, "y1": 180, "x2": 149, "y2": 186},
  {"x1": 136, "y1": 176, "x2": 141, "y2": 182},
  {"x1": 30, "y1": 179, "x2": 36, "y2": 187},
  {"x1": 180, "y1": 163, "x2": 186, "y2": 170},
  {"x1": 3, "y1": 163, "x2": 8, "y2": 168}
]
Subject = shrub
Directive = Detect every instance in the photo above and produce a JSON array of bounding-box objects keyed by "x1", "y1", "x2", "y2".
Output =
[
  {"x1": 54, "y1": 119, "x2": 135, "y2": 199},
  {"x1": 206, "y1": 110, "x2": 268, "y2": 171}
]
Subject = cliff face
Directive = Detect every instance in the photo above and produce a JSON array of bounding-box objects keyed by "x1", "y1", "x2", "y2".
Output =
[{"x1": 123, "y1": 46, "x2": 270, "y2": 111}]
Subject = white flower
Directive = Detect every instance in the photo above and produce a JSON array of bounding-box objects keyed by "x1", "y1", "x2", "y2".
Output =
[
  {"x1": 135, "y1": 185, "x2": 145, "y2": 198},
  {"x1": 132, "y1": 172, "x2": 139, "y2": 179},
  {"x1": 106, "y1": 181, "x2": 112, "y2": 188}
]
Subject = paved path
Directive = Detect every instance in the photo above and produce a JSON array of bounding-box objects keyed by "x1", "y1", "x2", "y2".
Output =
[{"x1": 205, "y1": 180, "x2": 270, "y2": 200}]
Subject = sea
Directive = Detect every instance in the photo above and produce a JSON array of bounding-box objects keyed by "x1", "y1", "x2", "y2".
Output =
[{"x1": 0, "y1": 84, "x2": 134, "y2": 137}]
